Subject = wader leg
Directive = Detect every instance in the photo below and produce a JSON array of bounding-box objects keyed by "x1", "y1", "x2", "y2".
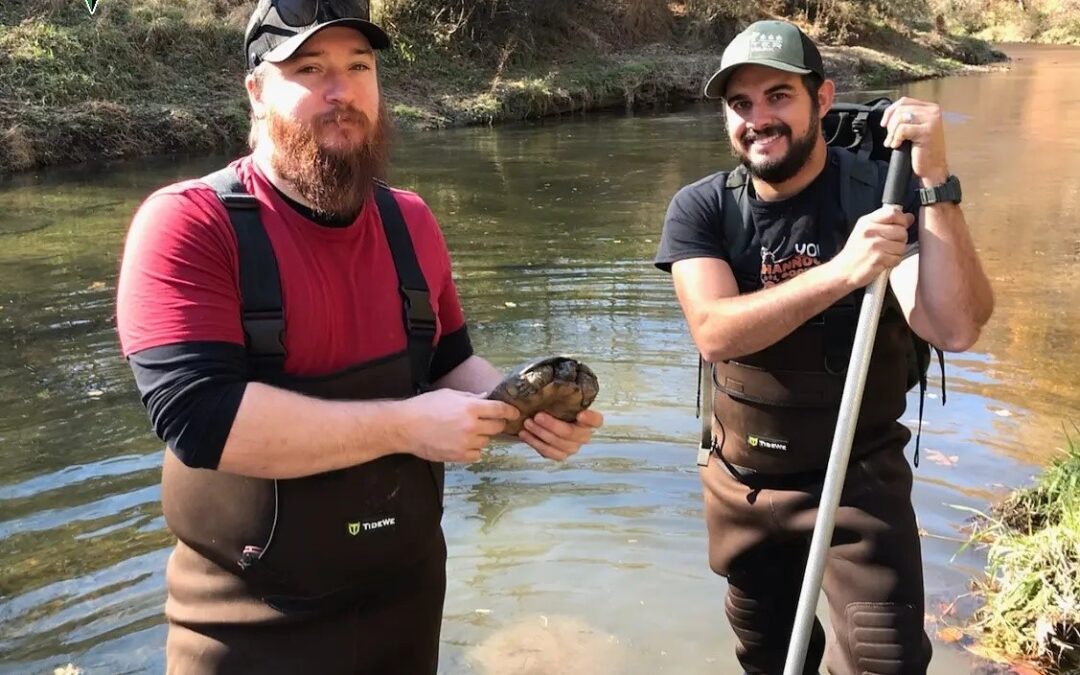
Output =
[
  {"x1": 165, "y1": 539, "x2": 448, "y2": 675},
  {"x1": 166, "y1": 611, "x2": 354, "y2": 675},
  {"x1": 701, "y1": 461, "x2": 825, "y2": 675},
  {"x1": 819, "y1": 449, "x2": 933, "y2": 675},
  {"x1": 726, "y1": 549, "x2": 827, "y2": 675},
  {"x1": 353, "y1": 539, "x2": 448, "y2": 675}
]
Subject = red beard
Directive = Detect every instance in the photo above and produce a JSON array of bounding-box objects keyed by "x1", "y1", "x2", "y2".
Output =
[{"x1": 268, "y1": 104, "x2": 393, "y2": 221}]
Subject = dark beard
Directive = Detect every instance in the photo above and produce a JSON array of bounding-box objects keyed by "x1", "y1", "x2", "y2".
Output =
[
  {"x1": 268, "y1": 104, "x2": 393, "y2": 221},
  {"x1": 732, "y1": 110, "x2": 820, "y2": 184}
]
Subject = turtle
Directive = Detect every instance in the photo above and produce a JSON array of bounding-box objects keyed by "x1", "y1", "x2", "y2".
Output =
[{"x1": 487, "y1": 356, "x2": 600, "y2": 435}]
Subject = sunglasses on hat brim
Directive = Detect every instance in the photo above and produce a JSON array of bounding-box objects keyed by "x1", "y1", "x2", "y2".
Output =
[{"x1": 273, "y1": 0, "x2": 370, "y2": 28}]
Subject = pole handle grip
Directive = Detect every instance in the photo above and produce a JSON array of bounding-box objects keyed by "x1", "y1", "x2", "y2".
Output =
[{"x1": 882, "y1": 141, "x2": 913, "y2": 207}]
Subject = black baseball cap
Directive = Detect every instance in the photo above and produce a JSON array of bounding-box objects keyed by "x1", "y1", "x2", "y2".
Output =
[
  {"x1": 703, "y1": 20, "x2": 825, "y2": 100},
  {"x1": 244, "y1": 0, "x2": 391, "y2": 71}
]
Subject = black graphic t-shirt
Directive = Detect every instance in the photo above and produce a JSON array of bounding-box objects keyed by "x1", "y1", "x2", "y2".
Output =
[
  {"x1": 750, "y1": 165, "x2": 835, "y2": 288},
  {"x1": 654, "y1": 155, "x2": 920, "y2": 293}
]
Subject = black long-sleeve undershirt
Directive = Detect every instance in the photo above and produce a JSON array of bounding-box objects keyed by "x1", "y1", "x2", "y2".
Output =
[{"x1": 129, "y1": 326, "x2": 473, "y2": 469}]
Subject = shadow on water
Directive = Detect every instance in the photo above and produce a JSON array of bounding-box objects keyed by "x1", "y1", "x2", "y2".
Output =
[{"x1": 1, "y1": 44, "x2": 1078, "y2": 674}]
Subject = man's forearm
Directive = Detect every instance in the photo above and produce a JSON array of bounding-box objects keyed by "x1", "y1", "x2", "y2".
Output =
[
  {"x1": 433, "y1": 354, "x2": 503, "y2": 394},
  {"x1": 216, "y1": 382, "x2": 411, "y2": 480},
  {"x1": 697, "y1": 262, "x2": 854, "y2": 362},
  {"x1": 912, "y1": 203, "x2": 994, "y2": 350}
]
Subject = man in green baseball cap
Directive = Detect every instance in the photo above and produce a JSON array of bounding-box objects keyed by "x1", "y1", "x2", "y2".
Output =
[{"x1": 655, "y1": 18, "x2": 993, "y2": 675}]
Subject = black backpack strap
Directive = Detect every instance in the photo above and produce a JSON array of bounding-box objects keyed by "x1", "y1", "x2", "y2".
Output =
[
  {"x1": 833, "y1": 148, "x2": 950, "y2": 465},
  {"x1": 912, "y1": 346, "x2": 947, "y2": 468},
  {"x1": 814, "y1": 149, "x2": 878, "y2": 375},
  {"x1": 201, "y1": 167, "x2": 286, "y2": 376},
  {"x1": 373, "y1": 184, "x2": 435, "y2": 392},
  {"x1": 722, "y1": 166, "x2": 755, "y2": 257},
  {"x1": 852, "y1": 108, "x2": 874, "y2": 162},
  {"x1": 833, "y1": 146, "x2": 881, "y2": 231},
  {"x1": 696, "y1": 356, "x2": 714, "y2": 467},
  {"x1": 689, "y1": 167, "x2": 753, "y2": 467}
]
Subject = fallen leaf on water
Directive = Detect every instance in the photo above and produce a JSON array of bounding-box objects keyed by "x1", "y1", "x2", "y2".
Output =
[
  {"x1": 926, "y1": 450, "x2": 959, "y2": 467},
  {"x1": 88, "y1": 281, "x2": 106, "y2": 290},
  {"x1": 936, "y1": 626, "x2": 965, "y2": 643},
  {"x1": 937, "y1": 600, "x2": 958, "y2": 617}
]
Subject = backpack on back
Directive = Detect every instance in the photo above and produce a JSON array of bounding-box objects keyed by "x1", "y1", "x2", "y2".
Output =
[
  {"x1": 822, "y1": 97, "x2": 893, "y2": 162},
  {"x1": 821, "y1": 97, "x2": 945, "y2": 411}
]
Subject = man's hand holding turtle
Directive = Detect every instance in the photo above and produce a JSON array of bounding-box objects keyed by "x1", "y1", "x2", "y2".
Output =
[
  {"x1": 519, "y1": 409, "x2": 604, "y2": 462},
  {"x1": 487, "y1": 357, "x2": 604, "y2": 461},
  {"x1": 402, "y1": 389, "x2": 520, "y2": 464}
]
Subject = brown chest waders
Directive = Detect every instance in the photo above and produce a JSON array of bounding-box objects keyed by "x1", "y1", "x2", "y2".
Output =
[
  {"x1": 698, "y1": 294, "x2": 929, "y2": 675},
  {"x1": 699, "y1": 447, "x2": 932, "y2": 675},
  {"x1": 160, "y1": 169, "x2": 446, "y2": 675}
]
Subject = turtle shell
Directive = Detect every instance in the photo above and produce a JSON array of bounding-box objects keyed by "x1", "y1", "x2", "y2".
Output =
[{"x1": 487, "y1": 356, "x2": 600, "y2": 435}]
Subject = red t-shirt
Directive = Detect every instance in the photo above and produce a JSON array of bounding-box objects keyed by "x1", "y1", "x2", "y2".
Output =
[{"x1": 117, "y1": 156, "x2": 465, "y2": 376}]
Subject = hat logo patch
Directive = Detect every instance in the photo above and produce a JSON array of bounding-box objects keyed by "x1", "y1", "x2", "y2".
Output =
[{"x1": 750, "y1": 33, "x2": 784, "y2": 53}]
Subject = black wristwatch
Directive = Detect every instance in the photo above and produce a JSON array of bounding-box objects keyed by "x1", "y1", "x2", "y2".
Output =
[{"x1": 918, "y1": 174, "x2": 962, "y2": 206}]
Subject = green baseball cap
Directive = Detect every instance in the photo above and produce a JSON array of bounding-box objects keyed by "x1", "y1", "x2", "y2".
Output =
[{"x1": 703, "y1": 20, "x2": 825, "y2": 100}]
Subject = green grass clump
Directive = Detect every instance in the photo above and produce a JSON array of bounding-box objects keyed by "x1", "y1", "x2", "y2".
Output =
[{"x1": 965, "y1": 431, "x2": 1080, "y2": 673}]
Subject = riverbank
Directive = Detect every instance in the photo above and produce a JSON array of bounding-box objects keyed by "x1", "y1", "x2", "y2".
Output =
[
  {"x1": 0, "y1": 0, "x2": 1007, "y2": 176},
  {"x1": 960, "y1": 433, "x2": 1080, "y2": 674},
  {"x1": 940, "y1": 0, "x2": 1080, "y2": 45}
]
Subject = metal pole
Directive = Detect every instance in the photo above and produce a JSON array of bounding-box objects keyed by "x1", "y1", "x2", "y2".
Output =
[{"x1": 782, "y1": 143, "x2": 913, "y2": 675}]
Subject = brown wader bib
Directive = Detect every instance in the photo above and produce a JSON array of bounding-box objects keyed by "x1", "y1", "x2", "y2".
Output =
[
  {"x1": 702, "y1": 295, "x2": 932, "y2": 674},
  {"x1": 160, "y1": 170, "x2": 446, "y2": 674},
  {"x1": 711, "y1": 293, "x2": 912, "y2": 476}
]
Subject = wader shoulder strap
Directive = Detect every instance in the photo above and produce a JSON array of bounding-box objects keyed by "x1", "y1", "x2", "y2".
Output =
[
  {"x1": 201, "y1": 167, "x2": 286, "y2": 376},
  {"x1": 373, "y1": 184, "x2": 435, "y2": 392}
]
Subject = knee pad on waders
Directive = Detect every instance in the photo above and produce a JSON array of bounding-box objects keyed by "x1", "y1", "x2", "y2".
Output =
[
  {"x1": 726, "y1": 585, "x2": 825, "y2": 675},
  {"x1": 843, "y1": 602, "x2": 932, "y2": 675}
]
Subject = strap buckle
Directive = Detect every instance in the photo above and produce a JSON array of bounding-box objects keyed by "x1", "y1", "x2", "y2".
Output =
[
  {"x1": 218, "y1": 192, "x2": 259, "y2": 209},
  {"x1": 400, "y1": 287, "x2": 436, "y2": 336},
  {"x1": 243, "y1": 310, "x2": 286, "y2": 357}
]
